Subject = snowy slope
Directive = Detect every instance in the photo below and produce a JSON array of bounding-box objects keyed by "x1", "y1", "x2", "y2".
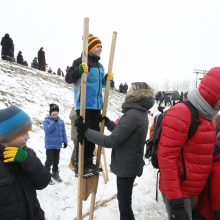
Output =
[{"x1": 0, "y1": 60, "x2": 167, "y2": 220}]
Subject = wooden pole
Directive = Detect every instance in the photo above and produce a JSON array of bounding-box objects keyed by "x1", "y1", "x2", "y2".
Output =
[
  {"x1": 89, "y1": 31, "x2": 117, "y2": 220},
  {"x1": 73, "y1": 183, "x2": 137, "y2": 220},
  {"x1": 77, "y1": 17, "x2": 89, "y2": 220}
]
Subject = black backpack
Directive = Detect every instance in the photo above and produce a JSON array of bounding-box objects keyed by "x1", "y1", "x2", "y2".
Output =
[{"x1": 145, "y1": 101, "x2": 201, "y2": 169}]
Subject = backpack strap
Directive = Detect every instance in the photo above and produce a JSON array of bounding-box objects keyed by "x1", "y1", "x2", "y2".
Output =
[{"x1": 181, "y1": 101, "x2": 201, "y2": 139}]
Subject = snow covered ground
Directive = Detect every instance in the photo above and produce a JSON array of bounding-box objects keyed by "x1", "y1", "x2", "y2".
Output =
[{"x1": 0, "y1": 60, "x2": 168, "y2": 220}]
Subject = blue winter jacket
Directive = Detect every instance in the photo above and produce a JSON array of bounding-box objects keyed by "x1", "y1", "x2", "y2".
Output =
[
  {"x1": 43, "y1": 116, "x2": 68, "y2": 149},
  {"x1": 65, "y1": 55, "x2": 106, "y2": 110}
]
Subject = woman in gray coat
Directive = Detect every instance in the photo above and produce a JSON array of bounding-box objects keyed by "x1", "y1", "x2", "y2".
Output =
[{"x1": 75, "y1": 82, "x2": 154, "y2": 220}]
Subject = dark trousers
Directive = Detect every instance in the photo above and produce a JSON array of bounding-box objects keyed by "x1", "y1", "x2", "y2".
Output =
[
  {"x1": 76, "y1": 109, "x2": 100, "y2": 161},
  {"x1": 45, "y1": 149, "x2": 60, "y2": 172},
  {"x1": 117, "y1": 176, "x2": 136, "y2": 220}
]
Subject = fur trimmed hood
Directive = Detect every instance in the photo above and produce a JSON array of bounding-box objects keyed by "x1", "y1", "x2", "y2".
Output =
[
  {"x1": 122, "y1": 87, "x2": 155, "y2": 112},
  {"x1": 125, "y1": 88, "x2": 154, "y2": 103}
]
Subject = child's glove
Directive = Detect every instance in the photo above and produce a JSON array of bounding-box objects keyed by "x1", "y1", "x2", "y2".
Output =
[
  {"x1": 3, "y1": 147, "x2": 28, "y2": 163},
  {"x1": 169, "y1": 199, "x2": 189, "y2": 220},
  {"x1": 107, "y1": 73, "x2": 113, "y2": 81},
  {"x1": 79, "y1": 63, "x2": 89, "y2": 74}
]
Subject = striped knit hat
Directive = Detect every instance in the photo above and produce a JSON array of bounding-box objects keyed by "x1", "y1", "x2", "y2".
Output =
[
  {"x1": 0, "y1": 106, "x2": 32, "y2": 143},
  {"x1": 88, "y1": 34, "x2": 102, "y2": 54}
]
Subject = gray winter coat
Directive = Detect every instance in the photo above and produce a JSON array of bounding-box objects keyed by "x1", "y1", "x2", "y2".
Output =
[{"x1": 85, "y1": 88, "x2": 154, "y2": 177}]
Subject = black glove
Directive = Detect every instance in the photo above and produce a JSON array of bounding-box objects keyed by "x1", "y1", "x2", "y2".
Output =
[
  {"x1": 99, "y1": 115, "x2": 110, "y2": 125},
  {"x1": 169, "y1": 199, "x2": 189, "y2": 220},
  {"x1": 74, "y1": 116, "x2": 88, "y2": 143},
  {"x1": 63, "y1": 143, "x2": 67, "y2": 148}
]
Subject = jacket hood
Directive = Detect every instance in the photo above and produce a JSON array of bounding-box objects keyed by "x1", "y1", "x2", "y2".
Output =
[
  {"x1": 199, "y1": 67, "x2": 220, "y2": 108},
  {"x1": 122, "y1": 88, "x2": 155, "y2": 112}
]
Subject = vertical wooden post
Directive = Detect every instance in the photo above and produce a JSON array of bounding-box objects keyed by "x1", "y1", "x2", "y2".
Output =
[
  {"x1": 77, "y1": 17, "x2": 89, "y2": 220},
  {"x1": 89, "y1": 31, "x2": 117, "y2": 220}
]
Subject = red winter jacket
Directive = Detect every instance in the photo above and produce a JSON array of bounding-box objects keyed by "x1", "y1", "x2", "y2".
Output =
[
  {"x1": 196, "y1": 153, "x2": 220, "y2": 220},
  {"x1": 158, "y1": 102, "x2": 216, "y2": 200}
]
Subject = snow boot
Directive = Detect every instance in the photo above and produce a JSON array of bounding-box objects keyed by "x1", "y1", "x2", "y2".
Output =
[{"x1": 52, "y1": 171, "x2": 62, "y2": 182}]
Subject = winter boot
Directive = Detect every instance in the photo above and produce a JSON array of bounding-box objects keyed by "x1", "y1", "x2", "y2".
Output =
[
  {"x1": 84, "y1": 158, "x2": 102, "y2": 174},
  {"x1": 52, "y1": 171, "x2": 62, "y2": 182}
]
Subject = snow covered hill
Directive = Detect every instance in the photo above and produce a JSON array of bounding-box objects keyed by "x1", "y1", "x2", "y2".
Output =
[{"x1": 0, "y1": 60, "x2": 167, "y2": 220}]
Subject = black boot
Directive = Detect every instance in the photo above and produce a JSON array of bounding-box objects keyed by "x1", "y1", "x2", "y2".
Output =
[
  {"x1": 52, "y1": 171, "x2": 62, "y2": 182},
  {"x1": 84, "y1": 158, "x2": 102, "y2": 175}
]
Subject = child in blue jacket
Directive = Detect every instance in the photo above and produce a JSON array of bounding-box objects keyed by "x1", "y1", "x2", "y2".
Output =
[{"x1": 43, "y1": 104, "x2": 68, "y2": 182}]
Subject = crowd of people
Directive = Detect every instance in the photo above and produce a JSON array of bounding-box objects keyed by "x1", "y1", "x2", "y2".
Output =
[
  {"x1": 1, "y1": 31, "x2": 220, "y2": 220},
  {"x1": 1, "y1": 33, "x2": 65, "y2": 77}
]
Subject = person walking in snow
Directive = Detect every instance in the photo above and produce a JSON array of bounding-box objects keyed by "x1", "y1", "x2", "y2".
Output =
[
  {"x1": 43, "y1": 104, "x2": 68, "y2": 182},
  {"x1": 65, "y1": 34, "x2": 113, "y2": 175},
  {"x1": 0, "y1": 105, "x2": 51, "y2": 220},
  {"x1": 158, "y1": 67, "x2": 220, "y2": 220},
  {"x1": 1, "y1": 33, "x2": 14, "y2": 61},
  {"x1": 75, "y1": 82, "x2": 155, "y2": 220},
  {"x1": 38, "y1": 47, "x2": 46, "y2": 71}
]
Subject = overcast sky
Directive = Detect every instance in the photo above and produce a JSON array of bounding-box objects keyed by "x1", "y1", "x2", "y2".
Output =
[{"x1": 1, "y1": 0, "x2": 220, "y2": 88}]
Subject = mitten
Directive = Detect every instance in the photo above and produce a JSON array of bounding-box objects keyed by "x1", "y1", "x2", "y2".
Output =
[
  {"x1": 3, "y1": 147, "x2": 28, "y2": 163},
  {"x1": 169, "y1": 199, "x2": 189, "y2": 220},
  {"x1": 63, "y1": 143, "x2": 67, "y2": 148},
  {"x1": 79, "y1": 63, "x2": 89, "y2": 74},
  {"x1": 75, "y1": 116, "x2": 88, "y2": 143},
  {"x1": 107, "y1": 73, "x2": 113, "y2": 81}
]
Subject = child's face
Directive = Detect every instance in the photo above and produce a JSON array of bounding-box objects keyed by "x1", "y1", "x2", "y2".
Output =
[
  {"x1": 2, "y1": 132, "x2": 30, "y2": 148},
  {"x1": 51, "y1": 111, "x2": 59, "y2": 118},
  {"x1": 91, "y1": 46, "x2": 102, "y2": 57}
]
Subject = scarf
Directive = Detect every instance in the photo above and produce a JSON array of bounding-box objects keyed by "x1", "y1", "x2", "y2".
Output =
[{"x1": 188, "y1": 89, "x2": 218, "y2": 120}]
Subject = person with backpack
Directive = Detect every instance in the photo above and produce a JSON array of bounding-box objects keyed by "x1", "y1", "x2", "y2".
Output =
[
  {"x1": 157, "y1": 67, "x2": 220, "y2": 220},
  {"x1": 75, "y1": 82, "x2": 155, "y2": 220}
]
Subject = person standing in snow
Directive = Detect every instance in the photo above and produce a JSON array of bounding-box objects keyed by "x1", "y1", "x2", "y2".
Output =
[
  {"x1": 38, "y1": 47, "x2": 46, "y2": 71},
  {"x1": 158, "y1": 67, "x2": 220, "y2": 220},
  {"x1": 1, "y1": 33, "x2": 14, "y2": 61},
  {"x1": 0, "y1": 105, "x2": 51, "y2": 220},
  {"x1": 43, "y1": 104, "x2": 68, "y2": 182},
  {"x1": 75, "y1": 82, "x2": 155, "y2": 220},
  {"x1": 65, "y1": 34, "x2": 113, "y2": 175},
  {"x1": 16, "y1": 51, "x2": 24, "y2": 65},
  {"x1": 68, "y1": 107, "x2": 78, "y2": 170}
]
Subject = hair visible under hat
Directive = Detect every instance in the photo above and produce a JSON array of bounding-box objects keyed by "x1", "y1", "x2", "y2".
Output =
[{"x1": 0, "y1": 105, "x2": 32, "y2": 143}]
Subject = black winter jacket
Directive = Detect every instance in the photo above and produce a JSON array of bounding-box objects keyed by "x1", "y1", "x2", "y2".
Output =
[{"x1": 0, "y1": 146, "x2": 51, "y2": 220}]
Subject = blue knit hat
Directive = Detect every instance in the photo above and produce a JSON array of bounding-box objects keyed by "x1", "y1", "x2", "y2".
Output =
[{"x1": 0, "y1": 105, "x2": 32, "y2": 143}]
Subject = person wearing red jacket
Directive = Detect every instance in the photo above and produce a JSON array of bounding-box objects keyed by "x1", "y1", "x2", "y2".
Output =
[
  {"x1": 193, "y1": 144, "x2": 220, "y2": 220},
  {"x1": 158, "y1": 67, "x2": 220, "y2": 220}
]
